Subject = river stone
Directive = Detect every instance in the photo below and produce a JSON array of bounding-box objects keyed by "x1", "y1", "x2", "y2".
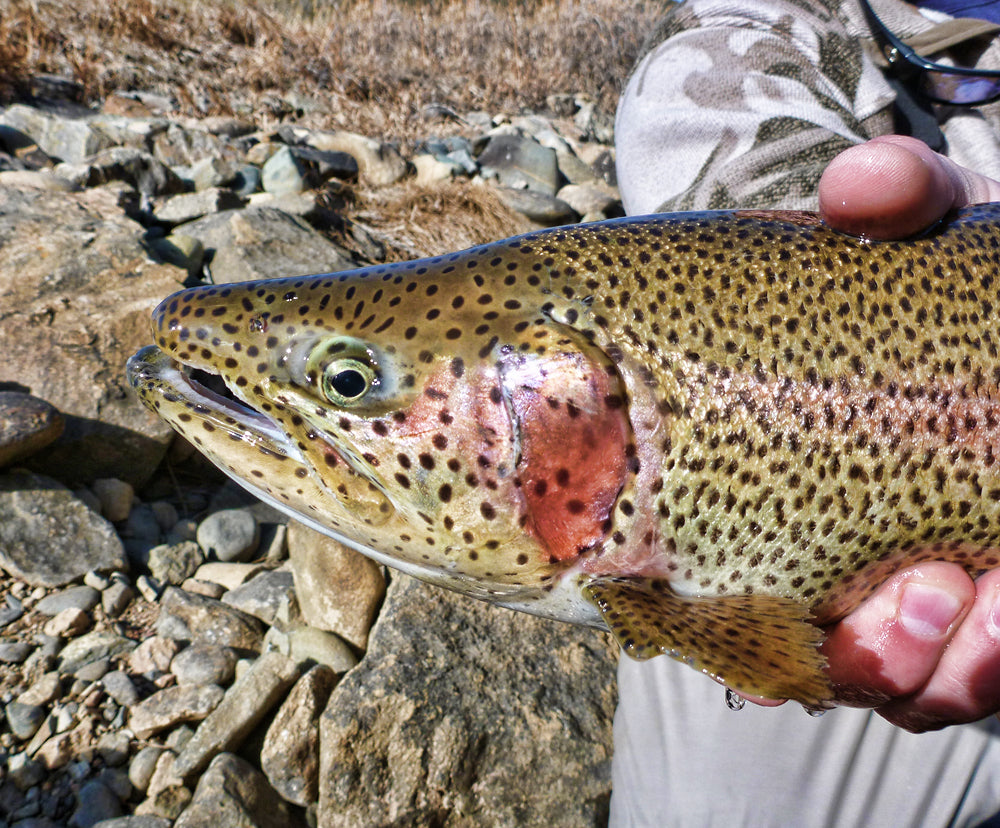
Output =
[
  {"x1": 4, "y1": 700, "x2": 47, "y2": 740},
  {"x1": 0, "y1": 103, "x2": 113, "y2": 163},
  {"x1": 196, "y1": 509, "x2": 259, "y2": 563},
  {"x1": 264, "y1": 625, "x2": 357, "y2": 674},
  {"x1": 0, "y1": 392, "x2": 64, "y2": 468},
  {"x1": 93, "y1": 816, "x2": 173, "y2": 828},
  {"x1": 155, "y1": 587, "x2": 264, "y2": 654},
  {"x1": 221, "y1": 569, "x2": 297, "y2": 626},
  {"x1": 261, "y1": 664, "x2": 336, "y2": 806},
  {"x1": 58, "y1": 630, "x2": 137, "y2": 675},
  {"x1": 170, "y1": 643, "x2": 237, "y2": 687},
  {"x1": 129, "y1": 684, "x2": 225, "y2": 740},
  {"x1": 494, "y1": 187, "x2": 577, "y2": 225},
  {"x1": 71, "y1": 779, "x2": 123, "y2": 827},
  {"x1": 287, "y1": 521, "x2": 385, "y2": 650},
  {"x1": 306, "y1": 130, "x2": 407, "y2": 186},
  {"x1": 174, "y1": 753, "x2": 305, "y2": 828},
  {"x1": 0, "y1": 640, "x2": 34, "y2": 664},
  {"x1": 0, "y1": 471, "x2": 127, "y2": 587},
  {"x1": 478, "y1": 134, "x2": 560, "y2": 195},
  {"x1": 174, "y1": 206, "x2": 356, "y2": 283},
  {"x1": 0, "y1": 184, "x2": 182, "y2": 485},
  {"x1": 152, "y1": 188, "x2": 246, "y2": 224},
  {"x1": 35, "y1": 585, "x2": 101, "y2": 616},
  {"x1": 318, "y1": 574, "x2": 617, "y2": 827},
  {"x1": 148, "y1": 541, "x2": 205, "y2": 586},
  {"x1": 90, "y1": 478, "x2": 135, "y2": 522}
]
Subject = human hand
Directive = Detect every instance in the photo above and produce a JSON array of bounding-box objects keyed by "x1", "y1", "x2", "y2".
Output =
[{"x1": 753, "y1": 137, "x2": 1000, "y2": 732}]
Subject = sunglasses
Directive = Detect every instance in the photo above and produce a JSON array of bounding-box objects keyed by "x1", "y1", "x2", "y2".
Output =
[{"x1": 860, "y1": 0, "x2": 1000, "y2": 105}]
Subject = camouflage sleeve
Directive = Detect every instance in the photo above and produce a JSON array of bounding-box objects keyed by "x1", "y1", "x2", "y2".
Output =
[{"x1": 614, "y1": 0, "x2": 897, "y2": 215}]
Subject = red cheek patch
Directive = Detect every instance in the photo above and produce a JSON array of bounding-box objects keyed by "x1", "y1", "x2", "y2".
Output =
[{"x1": 501, "y1": 350, "x2": 631, "y2": 562}]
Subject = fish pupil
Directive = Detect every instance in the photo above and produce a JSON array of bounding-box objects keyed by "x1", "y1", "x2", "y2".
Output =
[{"x1": 331, "y1": 368, "x2": 368, "y2": 399}]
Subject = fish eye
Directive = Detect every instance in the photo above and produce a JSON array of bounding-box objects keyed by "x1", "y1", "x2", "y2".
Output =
[{"x1": 322, "y1": 358, "x2": 375, "y2": 406}]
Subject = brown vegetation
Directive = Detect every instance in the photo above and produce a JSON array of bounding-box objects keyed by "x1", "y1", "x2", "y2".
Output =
[{"x1": 0, "y1": 0, "x2": 667, "y2": 144}]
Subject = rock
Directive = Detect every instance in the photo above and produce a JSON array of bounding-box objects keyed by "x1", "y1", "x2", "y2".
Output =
[
  {"x1": 221, "y1": 570, "x2": 297, "y2": 627},
  {"x1": 589, "y1": 148, "x2": 617, "y2": 187},
  {"x1": 101, "y1": 670, "x2": 139, "y2": 707},
  {"x1": 174, "y1": 753, "x2": 305, "y2": 828},
  {"x1": 170, "y1": 643, "x2": 237, "y2": 687},
  {"x1": 0, "y1": 392, "x2": 64, "y2": 468},
  {"x1": 4, "y1": 700, "x2": 47, "y2": 740},
  {"x1": 59, "y1": 147, "x2": 185, "y2": 197},
  {"x1": 42, "y1": 607, "x2": 92, "y2": 637},
  {"x1": 261, "y1": 665, "x2": 336, "y2": 806},
  {"x1": 478, "y1": 134, "x2": 561, "y2": 195},
  {"x1": 0, "y1": 592, "x2": 24, "y2": 628},
  {"x1": 135, "y1": 575, "x2": 163, "y2": 602},
  {"x1": 261, "y1": 146, "x2": 311, "y2": 196},
  {"x1": 264, "y1": 626, "x2": 357, "y2": 674},
  {"x1": 0, "y1": 104, "x2": 113, "y2": 163},
  {"x1": 70, "y1": 779, "x2": 122, "y2": 827},
  {"x1": 136, "y1": 751, "x2": 191, "y2": 818},
  {"x1": 196, "y1": 509, "x2": 259, "y2": 563},
  {"x1": 189, "y1": 156, "x2": 238, "y2": 191},
  {"x1": 152, "y1": 188, "x2": 246, "y2": 224},
  {"x1": 18, "y1": 672, "x2": 62, "y2": 706},
  {"x1": 129, "y1": 746, "x2": 167, "y2": 793},
  {"x1": 556, "y1": 183, "x2": 620, "y2": 218},
  {"x1": 318, "y1": 575, "x2": 617, "y2": 827},
  {"x1": 35, "y1": 585, "x2": 102, "y2": 616},
  {"x1": 307, "y1": 130, "x2": 408, "y2": 186},
  {"x1": 0, "y1": 640, "x2": 34, "y2": 664},
  {"x1": 102, "y1": 580, "x2": 135, "y2": 617},
  {"x1": 289, "y1": 146, "x2": 358, "y2": 182},
  {"x1": 90, "y1": 479, "x2": 135, "y2": 522},
  {"x1": 172, "y1": 652, "x2": 300, "y2": 779},
  {"x1": 59, "y1": 630, "x2": 137, "y2": 675},
  {"x1": 0, "y1": 471, "x2": 128, "y2": 587},
  {"x1": 231, "y1": 164, "x2": 261, "y2": 197},
  {"x1": 151, "y1": 123, "x2": 240, "y2": 169},
  {"x1": 147, "y1": 233, "x2": 205, "y2": 280},
  {"x1": 128, "y1": 684, "x2": 225, "y2": 740},
  {"x1": 175, "y1": 206, "x2": 356, "y2": 283},
  {"x1": 191, "y1": 562, "x2": 264, "y2": 591},
  {"x1": 287, "y1": 522, "x2": 384, "y2": 650},
  {"x1": 94, "y1": 816, "x2": 173, "y2": 828},
  {"x1": 147, "y1": 541, "x2": 205, "y2": 586},
  {"x1": 178, "y1": 579, "x2": 226, "y2": 599},
  {"x1": 494, "y1": 187, "x2": 578, "y2": 225},
  {"x1": 0, "y1": 185, "x2": 182, "y2": 485},
  {"x1": 412, "y1": 153, "x2": 457, "y2": 186},
  {"x1": 96, "y1": 731, "x2": 133, "y2": 767},
  {"x1": 155, "y1": 587, "x2": 264, "y2": 654},
  {"x1": 33, "y1": 715, "x2": 96, "y2": 769}
]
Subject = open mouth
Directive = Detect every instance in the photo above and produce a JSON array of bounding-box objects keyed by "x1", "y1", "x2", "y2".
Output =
[{"x1": 126, "y1": 345, "x2": 299, "y2": 458}]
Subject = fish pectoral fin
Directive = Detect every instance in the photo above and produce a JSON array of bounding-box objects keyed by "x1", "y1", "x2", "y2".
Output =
[{"x1": 583, "y1": 576, "x2": 832, "y2": 706}]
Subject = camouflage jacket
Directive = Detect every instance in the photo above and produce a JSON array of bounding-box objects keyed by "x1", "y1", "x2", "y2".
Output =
[{"x1": 615, "y1": 0, "x2": 1000, "y2": 215}]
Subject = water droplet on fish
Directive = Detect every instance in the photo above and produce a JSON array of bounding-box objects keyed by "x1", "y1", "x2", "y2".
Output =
[
  {"x1": 804, "y1": 706, "x2": 827, "y2": 717},
  {"x1": 725, "y1": 688, "x2": 746, "y2": 711}
]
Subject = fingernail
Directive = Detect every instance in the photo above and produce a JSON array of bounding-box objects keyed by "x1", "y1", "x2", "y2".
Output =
[
  {"x1": 989, "y1": 588, "x2": 1000, "y2": 640},
  {"x1": 899, "y1": 583, "x2": 964, "y2": 638}
]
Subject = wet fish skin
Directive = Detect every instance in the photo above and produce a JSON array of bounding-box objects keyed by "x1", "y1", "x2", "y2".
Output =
[{"x1": 127, "y1": 205, "x2": 1000, "y2": 705}]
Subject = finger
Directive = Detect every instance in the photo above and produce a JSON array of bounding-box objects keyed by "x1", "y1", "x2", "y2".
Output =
[
  {"x1": 822, "y1": 562, "x2": 974, "y2": 707},
  {"x1": 818, "y1": 135, "x2": 1000, "y2": 239},
  {"x1": 876, "y1": 569, "x2": 1000, "y2": 732}
]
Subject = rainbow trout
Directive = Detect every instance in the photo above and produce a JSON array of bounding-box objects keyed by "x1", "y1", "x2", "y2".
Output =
[{"x1": 127, "y1": 205, "x2": 1000, "y2": 706}]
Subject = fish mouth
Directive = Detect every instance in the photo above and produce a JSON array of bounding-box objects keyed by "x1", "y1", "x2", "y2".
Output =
[{"x1": 126, "y1": 345, "x2": 303, "y2": 462}]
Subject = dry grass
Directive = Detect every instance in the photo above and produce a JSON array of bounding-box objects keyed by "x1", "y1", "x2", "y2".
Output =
[{"x1": 0, "y1": 0, "x2": 667, "y2": 144}]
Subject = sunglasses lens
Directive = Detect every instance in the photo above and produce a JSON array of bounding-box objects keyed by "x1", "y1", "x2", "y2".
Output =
[{"x1": 921, "y1": 70, "x2": 1000, "y2": 104}]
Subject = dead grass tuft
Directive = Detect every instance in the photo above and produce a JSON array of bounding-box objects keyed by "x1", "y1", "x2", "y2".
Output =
[{"x1": 0, "y1": 0, "x2": 668, "y2": 143}]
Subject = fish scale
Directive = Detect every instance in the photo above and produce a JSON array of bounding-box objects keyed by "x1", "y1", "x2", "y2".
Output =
[{"x1": 128, "y1": 205, "x2": 1000, "y2": 706}]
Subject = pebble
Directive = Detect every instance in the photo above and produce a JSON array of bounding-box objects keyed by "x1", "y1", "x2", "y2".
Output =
[
  {"x1": 42, "y1": 607, "x2": 92, "y2": 637},
  {"x1": 35, "y1": 585, "x2": 101, "y2": 616},
  {"x1": 155, "y1": 587, "x2": 264, "y2": 653},
  {"x1": 128, "y1": 684, "x2": 225, "y2": 740},
  {"x1": 0, "y1": 391, "x2": 64, "y2": 468},
  {"x1": 70, "y1": 779, "x2": 122, "y2": 827},
  {"x1": 101, "y1": 580, "x2": 135, "y2": 618},
  {"x1": 100, "y1": 670, "x2": 140, "y2": 707},
  {"x1": 170, "y1": 643, "x2": 237, "y2": 687},
  {"x1": 196, "y1": 509, "x2": 259, "y2": 563},
  {"x1": 5, "y1": 700, "x2": 47, "y2": 740},
  {"x1": 260, "y1": 146, "x2": 309, "y2": 196},
  {"x1": 129, "y1": 745, "x2": 167, "y2": 793},
  {"x1": 190, "y1": 562, "x2": 263, "y2": 591},
  {"x1": 478, "y1": 133, "x2": 560, "y2": 195},
  {"x1": 90, "y1": 479, "x2": 135, "y2": 523},
  {"x1": 153, "y1": 187, "x2": 246, "y2": 224},
  {"x1": 221, "y1": 569, "x2": 297, "y2": 627},
  {"x1": 493, "y1": 186, "x2": 577, "y2": 225},
  {"x1": 58, "y1": 631, "x2": 137, "y2": 676},
  {"x1": 128, "y1": 637, "x2": 181, "y2": 676},
  {"x1": 0, "y1": 640, "x2": 35, "y2": 663},
  {"x1": 147, "y1": 541, "x2": 205, "y2": 586},
  {"x1": 264, "y1": 626, "x2": 357, "y2": 675},
  {"x1": 0, "y1": 592, "x2": 24, "y2": 628}
]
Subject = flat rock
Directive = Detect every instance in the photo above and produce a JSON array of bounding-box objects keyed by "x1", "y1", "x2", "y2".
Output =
[
  {"x1": 0, "y1": 185, "x2": 183, "y2": 485},
  {"x1": 155, "y1": 587, "x2": 264, "y2": 654},
  {"x1": 129, "y1": 684, "x2": 225, "y2": 740},
  {"x1": 153, "y1": 188, "x2": 246, "y2": 224},
  {"x1": 478, "y1": 134, "x2": 560, "y2": 195},
  {"x1": 287, "y1": 521, "x2": 384, "y2": 650},
  {"x1": 35, "y1": 585, "x2": 101, "y2": 615},
  {"x1": 0, "y1": 392, "x2": 64, "y2": 468},
  {"x1": 318, "y1": 574, "x2": 617, "y2": 827},
  {"x1": 221, "y1": 569, "x2": 296, "y2": 626},
  {"x1": 174, "y1": 206, "x2": 356, "y2": 284},
  {"x1": 170, "y1": 643, "x2": 237, "y2": 687},
  {"x1": 494, "y1": 187, "x2": 577, "y2": 225},
  {"x1": 261, "y1": 664, "x2": 336, "y2": 806},
  {"x1": 0, "y1": 103, "x2": 113, "y2": 163},
  {"x1": 58, "y1": 630, "x2": 137, "y2": 675},
  {"x1": 174, "y1": 753, "x2": 305, "y2": 828},
  {"x1": 264, "y1": 626, "x2": 357, "y2": 674},
  {"x1": 147, "y1": 541, "x2": 205, "y2": 586},
  {"x1": 0, "y1": 471, "x2": 127, "y2": 587},
  {"x1": 172, "y1": 651, "x2": 301, "y2": 779}
]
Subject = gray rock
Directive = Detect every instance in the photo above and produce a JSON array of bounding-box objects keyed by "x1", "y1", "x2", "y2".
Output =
[
  {"x1": 0, "y1": 471, "x2": 127, "y2": 587},
  {"x1": 221, "y1": 570, "x2": 296, "y2": 626},
  {"x1": 95, "y1": 731, "x2": 133, "y2": 767},
  {"x1": 261, "y1": 665, "x2": 336, "y2": 806},
  {"x1": 196, "y1": 509, "x2": 259, "y2": 563},
  {"x1": 231, "y1": 164, "x2": 261, "y2": 197},
  {"x1": 4, "y1": 700, "x2": 46, "y2": 740},
  {"x1": 128, "y1": 684, "x2": 225, "y2": 740},
  {"x1": 155, "y1": 587, "x2": 264, "y2": 654},
  {"x1": 63, "y1": 147, "x2": 186, "y2": 197},
  {"x1": 128, "y1": 636, "x2": 181, "y2": 676},
  {"x1": 494, "y1": 186, "x2": 578, "y2": 225},
  {"x1": 129, "y1": 746, "x2": 167, "y2": 793},
  {"x1": 174, "y1": 753, "x2": 305, "y2": 828},
  {"x1": 90, "y1": 479, "x2": 134, "y2": 522},
  {"x1": 0, "y1": 184, "x2": 182, "y2": 485},
  {"x1": 153, "y1": 188, "x2": 246, "y2": 224},
  {"x1": 289, "y1": 146, "x2": 358, "y2": 182},
  {"x1": 307, "y1": 130, "x2": 407, "y2": 186},
  {"x1": 478, "y1": 134, "x2": 561, "y2": 195},
  {"x1": 189, "y1": 156, "x2": 238, "y2": 191},
  {"x1": 35, "y1": 585, "x2": 101, "y2": 616},
  {"x1": 101, "y1": 581, "x2": 135, "y2": 618},
  {"x1": 261, "y1": 146, "x2": 310, "y2": 196},
  {"x1": 287, "y1": 521, "x2": 384, "y2": 650},
  {"x1": 70, "y1": 780, "x2": 122, "y2": 828},
  {"x1": 93, "y1": 817, "x2": 172, "y2": 828},
  {"x1": 147, "y1": 541, "x2": 205, "y2": 585},
  {"x1": 84, "y1": 569, "x2": 113, "y2": 590},
  {"x1": 0, "y1": 392, "x2": 64, "y2": 468},
  {"x1": 147, "y1": 233, "x2": 204, "y2": 280},
  {"x1": 172, "y1": 651, "x2": 301, "y2": 779},
  {"x1": 58, "y1": 630, "x2": 137, "y2": 675},
  {"x1": 151, "y1": 123, "x2": 241, "y2": 169},
  {"x1": 264, "y1": 626, "x2": 357, "y2": 674},
  {"x1": 175, "y1": 205, "x2": 356, "y2": 284},
  {"x1": 0, "y1": 104, "x2": 113, "y2": 163},
  {"x1": 0, "y1": 640, "x2": 34, "y2": 663},
  {"x1": 0, "y1": 592, "x2": 24, "y2": 628},
  {"x1": 170, "y1": 643, "x2": 237, "y2": 687},
  {"x1": 556, "y1": 183, "x2": 620, "y2": 218},
  {"x1": 100, "y1": 670, "x2": 139, "y2": 707},
  {"x1": 318, "y1": 575, "x2": 617, "y2": 827},
  {"x1": 17, "y1": 672, "x2": 62, "y2": 706}
]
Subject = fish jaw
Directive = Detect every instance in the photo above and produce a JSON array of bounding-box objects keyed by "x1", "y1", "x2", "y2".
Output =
[{"x1": 130, "y1": 248, "x2": 640, "y2": 624}]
